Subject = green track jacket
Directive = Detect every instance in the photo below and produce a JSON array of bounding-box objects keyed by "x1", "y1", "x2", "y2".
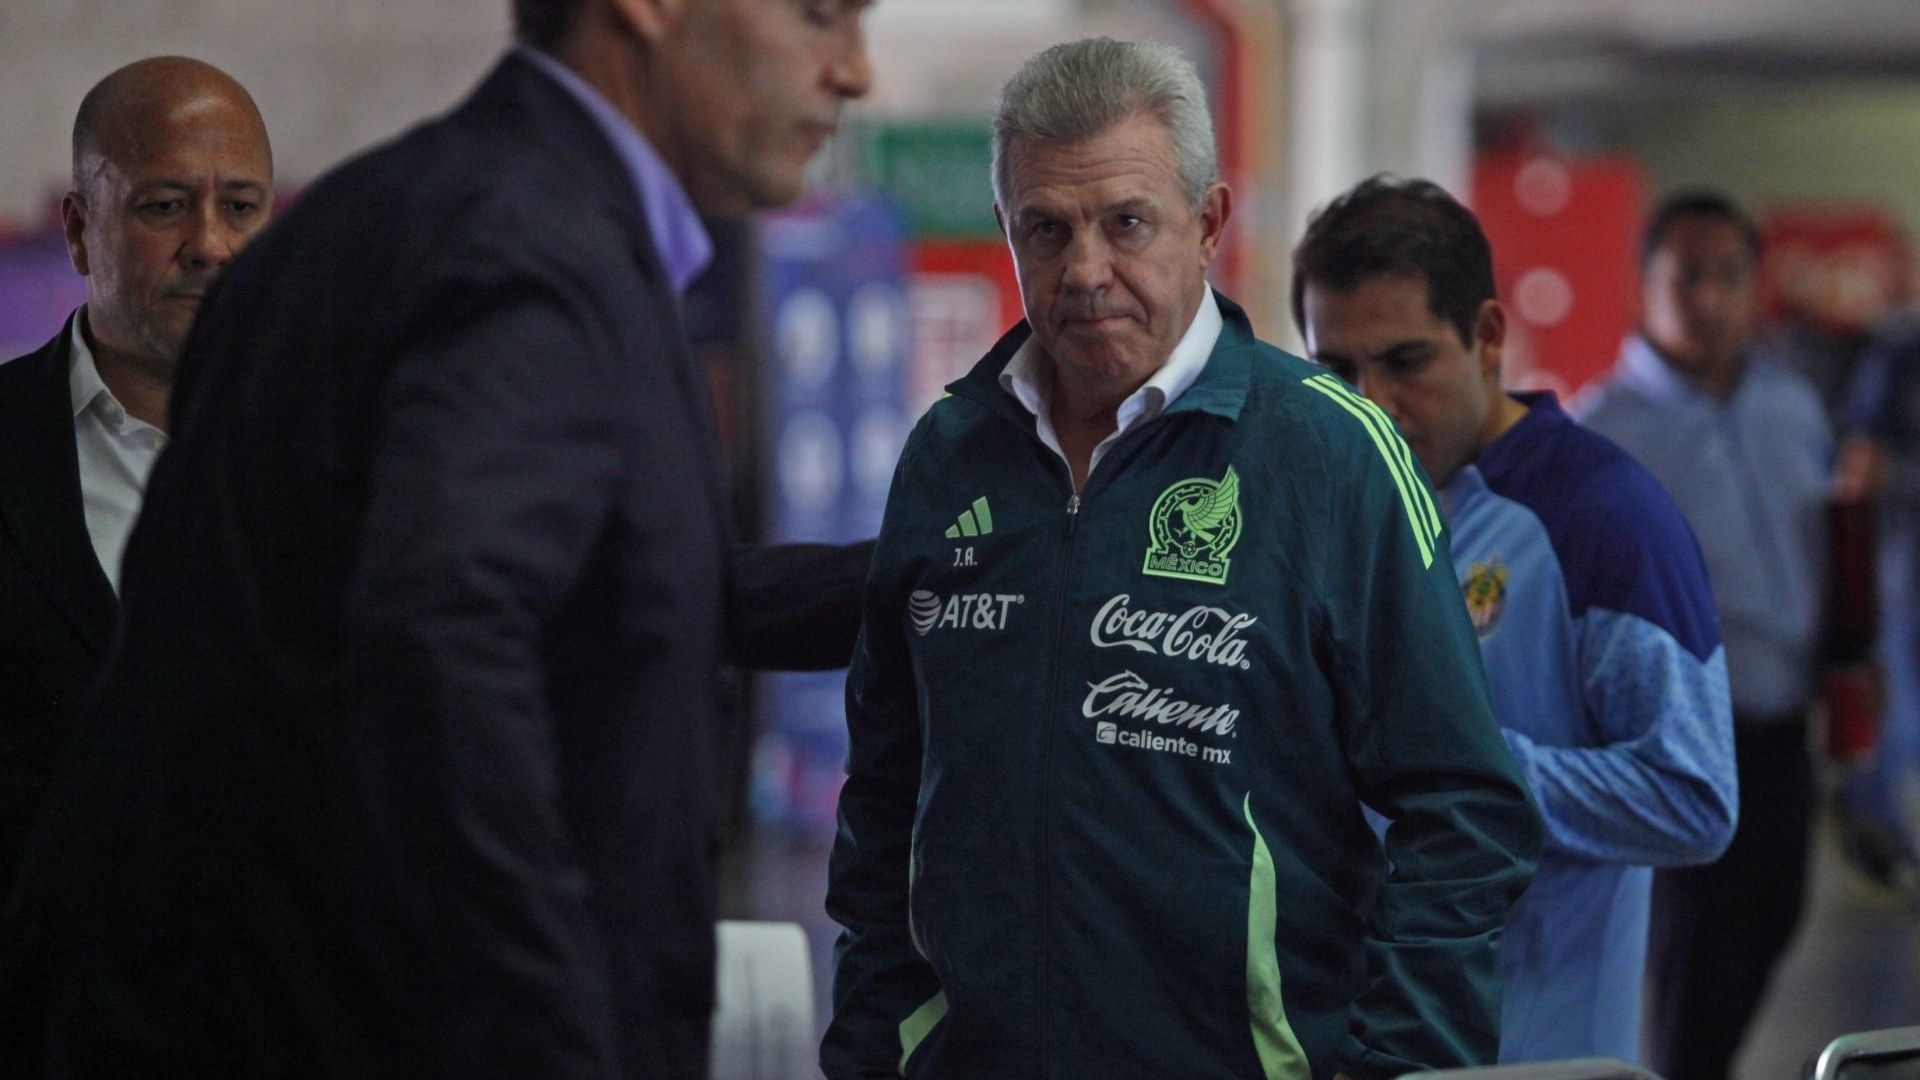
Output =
[{"x1": 823, "y1": 293, "x2": 1542, "y2": 1080}]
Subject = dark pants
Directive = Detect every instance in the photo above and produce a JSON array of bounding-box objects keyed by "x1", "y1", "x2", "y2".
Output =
[{"x1": 1646, "y1": 714, "x2": 1814, "y2": 1080}]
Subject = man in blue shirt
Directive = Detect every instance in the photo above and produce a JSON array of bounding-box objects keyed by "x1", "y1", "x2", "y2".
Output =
[
  {"x1": 1580, "y1": 191, "x2": 1834, "y2": 1080},
  {"x1": 1835, "y1": 315, "x2": 1920, "y2": 904},
  {"x1": 1293, "y1": 176, "x2": 1737, "y2": 1065}
]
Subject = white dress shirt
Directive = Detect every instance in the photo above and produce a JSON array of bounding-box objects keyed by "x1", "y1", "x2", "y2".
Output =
[
  {"x1": 68, "y1": 313, "x2": 167, "y2": 591},
  {"x1": 998, "y1": 289, "x2": 1224, "y2": 483}
]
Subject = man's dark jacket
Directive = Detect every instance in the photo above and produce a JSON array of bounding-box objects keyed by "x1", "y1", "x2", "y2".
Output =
[
  {"x1": 0, "y1": 320, "x2": 118, "y2": 897},
  {"x1": 5, "y1": 54, "x2": 866, "y2": 1079}
]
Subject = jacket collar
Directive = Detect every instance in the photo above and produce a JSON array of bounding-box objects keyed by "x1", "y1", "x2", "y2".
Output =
[
  {"x1": 948, "y1": 287, "x2": 1256, "y2": 425},
  {"x1": 1473, "y1": 390, "x2": 1566, "y2": 488},
  {"x1": 0, "y1": 313, "x2": 119, "y2": 653}
]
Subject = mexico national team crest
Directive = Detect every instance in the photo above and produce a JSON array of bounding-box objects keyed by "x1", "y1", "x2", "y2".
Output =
[
  {"x1": 1143, "y1": 465, "x2": 1243, "y2": 586},
  {"x1": 1463, "y1": 557, "x2": 1509, "y2": 636}
]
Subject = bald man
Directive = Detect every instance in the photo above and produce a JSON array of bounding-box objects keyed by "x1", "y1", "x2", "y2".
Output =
[{"x1": 0, "y1": 56, "x2": 271, "y2": 894}]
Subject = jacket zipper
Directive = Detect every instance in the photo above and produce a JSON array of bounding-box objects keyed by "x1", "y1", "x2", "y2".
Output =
[
  {"x1": 953, "y1": 382, "x2": 1166, "y2": 1071},
  {"x1": 1037, "y1": 487, "x2": 1080, "y2": 1076}
]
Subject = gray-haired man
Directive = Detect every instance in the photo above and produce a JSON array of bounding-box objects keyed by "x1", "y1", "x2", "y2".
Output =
[{"x1": 823, "y1": 37, "x2": 1540, "y2": 1080}]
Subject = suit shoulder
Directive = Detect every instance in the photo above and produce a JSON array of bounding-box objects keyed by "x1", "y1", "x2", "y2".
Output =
[
  {"x1": 276, "y1": 114, "x2": 627, "y2": 277},
  {"x1": 0, "y1": 329, "x2": 70, "y2": 411},
  {"x1": 0, "y1": 336, "x2": 59, "y2": 388}
]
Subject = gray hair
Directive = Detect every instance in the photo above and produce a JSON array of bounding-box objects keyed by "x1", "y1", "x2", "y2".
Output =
[{"x1": 991, "y1": 38, "x2": 1219, "y2": 210}]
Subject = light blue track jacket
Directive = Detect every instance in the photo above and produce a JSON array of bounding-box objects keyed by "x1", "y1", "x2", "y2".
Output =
[{"x1": 1447, "y1": 392, "x2": 1737, "y2": 1063}]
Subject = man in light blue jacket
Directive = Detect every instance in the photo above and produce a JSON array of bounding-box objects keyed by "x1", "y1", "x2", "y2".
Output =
[{"x1": 1295, "y1": 176, "x2": 1737, "y2": 1065}]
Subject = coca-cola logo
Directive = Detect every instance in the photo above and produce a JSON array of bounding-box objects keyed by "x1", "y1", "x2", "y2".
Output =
[{"x1": 1089, "y1": 594, "x2": 1255, "y2": 670}]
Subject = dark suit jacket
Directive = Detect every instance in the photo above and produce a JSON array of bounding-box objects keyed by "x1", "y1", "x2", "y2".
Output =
[
  {"x1": 7, "y1": 55, "x2": 868, "y2": 1079},
  {"x1": 0, "y1": 319, "x2": 118, "y2": 895}
]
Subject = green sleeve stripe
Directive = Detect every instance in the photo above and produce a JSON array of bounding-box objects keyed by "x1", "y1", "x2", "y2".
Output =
[
  {"x1": 1306, "y1": 373, "x2": 1430, "y2": 527},
  {"x1": 1307, "y1": 373, "x2": 1444, "y2": 543},
  {"x1": 1348, "y1": 393, "x2": 1443, "y2": 537},
  {"x1": 1304, "y1": 376, "x2": 1432, "y2": 567},
  {"x1": 1302, "y1": 375, "x2": 1437, "y2": 568},
  {"x1": 1306, "y1": 374, "x2": 1442, "y2": 538},
  {"x1": 898, "y1": 990, "x2": 949, "y2": 1075},
  {"x1": 1242, "y1": 794, "x2": 1311, "y2": 1079}
]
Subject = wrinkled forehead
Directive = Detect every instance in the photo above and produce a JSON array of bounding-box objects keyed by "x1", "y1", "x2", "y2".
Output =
[{"x1": 1001, "y1": 121, "x2": 1184, "y2": 216}]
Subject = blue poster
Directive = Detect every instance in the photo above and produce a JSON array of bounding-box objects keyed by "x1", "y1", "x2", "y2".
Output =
[{"x1": 753, "y1": 197, "x2": 911, "y2": 836}]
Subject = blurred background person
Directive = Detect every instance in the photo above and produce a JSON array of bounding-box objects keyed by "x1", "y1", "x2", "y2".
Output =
[
  {"x1": 1294, "y1": 174, "x2": 1735, "y2": 1067},
  {"x1": 3, "y1": 1, "x2": 874, "y2": 1077},
  {"x1": 1578, "y1": 191, "x2": 1833, "y2": 1080},
  {"x1": 1833, "y1": 287, "x2": 1920, "y2": 905},
  {"x1": 0, "y1": 55, "x2": 272, "y2": 900}
]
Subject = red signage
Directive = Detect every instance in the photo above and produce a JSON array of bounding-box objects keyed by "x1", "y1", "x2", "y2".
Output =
[
  {"x1": 1758, "y1": 204, "x2": 1906, "y2": 335},
  {"x1": 907, "y1": 239, "x2": 1024, "y2": 411},
  {"x1": 1472, "y1": 152, "x2": 1646, "y2": 399}
]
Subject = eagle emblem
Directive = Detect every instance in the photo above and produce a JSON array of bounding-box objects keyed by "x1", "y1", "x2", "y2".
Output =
[{"x1": 1143, "y1": 465, "x2": 1243, "y2": 586}]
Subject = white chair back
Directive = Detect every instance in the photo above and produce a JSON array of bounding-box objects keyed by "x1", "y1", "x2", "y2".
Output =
[{"x1": 709, "y1": 920, "x2": 817, "y2": 1080}]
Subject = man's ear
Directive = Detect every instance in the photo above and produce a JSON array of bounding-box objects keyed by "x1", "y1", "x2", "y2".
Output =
[
  {"x1": 607, "y1": 0, "x2": 692, "y2": 46},
  {"x1": 1196, "y1": 181, "x2": 1233, "y2": 264},
  {"x1": 1473, "y1": 298, "x2": 1508, "y2": 379},
  {"x1": 61, "y1": 191, "x2": 91, "y2": 278}
]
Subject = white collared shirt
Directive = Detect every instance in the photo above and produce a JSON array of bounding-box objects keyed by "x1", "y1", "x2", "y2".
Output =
[
  {"x1": 68, "y1": 312, "x2": 167, "y2": 591},
  {"x1": 998, "y1": 289, "x2": 1224, "y2": 482}
]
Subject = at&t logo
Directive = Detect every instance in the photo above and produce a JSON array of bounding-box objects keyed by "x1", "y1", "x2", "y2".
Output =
[{"x1": 909, "y1": 590, "x2": 1026, "y2": 636}]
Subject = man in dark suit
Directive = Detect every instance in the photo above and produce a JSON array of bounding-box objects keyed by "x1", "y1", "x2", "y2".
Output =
[
  {"x1": 6, "y1": 2, "x2": 875, "y2": 1077},
  {"x1": 0, "y1": 57, "x2": 273, "y2": 895}
]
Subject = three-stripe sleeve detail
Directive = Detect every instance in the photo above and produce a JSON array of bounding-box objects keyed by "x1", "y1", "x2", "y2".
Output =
[{"x1": 1302, "y1": 373, "x2": 1444, "y2": 568}]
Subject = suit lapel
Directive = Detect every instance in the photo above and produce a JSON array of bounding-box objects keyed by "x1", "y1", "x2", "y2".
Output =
[
  {"x1": 0, "y1": 317, "x2": 119, "y2": 654},
  {"x1": 555, "y1": 88, "x2": 731, "y2": 540},
  {"x1": 650, "y1": 284, "x2": 732, "y2": 537}
]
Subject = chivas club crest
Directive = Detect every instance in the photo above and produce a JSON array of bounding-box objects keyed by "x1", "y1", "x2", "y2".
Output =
[
  {"x1": 1143, "y1": 465, "x2": 1243, "y2": 586},
  {"x1": 1463, "y1": 557, "x2": 1509, "y2": 636}
]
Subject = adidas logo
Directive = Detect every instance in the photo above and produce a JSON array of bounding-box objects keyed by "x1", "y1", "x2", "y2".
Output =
[{"x1": 944, "y1": 496, "x2": 994, "y2": 539}]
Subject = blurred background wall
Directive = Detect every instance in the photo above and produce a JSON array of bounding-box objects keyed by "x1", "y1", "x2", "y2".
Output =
[
  {"x1": 8, "y1": 0, "x2": 1920, "y2": 353},
  {"x1": 0, "y1": 0, "x2": 508, "y2": 225}
]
